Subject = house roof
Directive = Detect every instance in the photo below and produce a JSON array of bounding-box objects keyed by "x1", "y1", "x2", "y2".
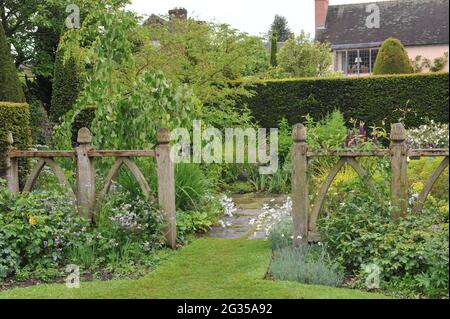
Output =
[{"x1": 317, "y1": 0, "x2": 449, "y2": 49}]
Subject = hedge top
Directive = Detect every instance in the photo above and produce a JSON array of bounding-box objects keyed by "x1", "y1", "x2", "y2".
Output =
[{"x1": 248, "y1": 71, "x2": 448, "y2": 85}]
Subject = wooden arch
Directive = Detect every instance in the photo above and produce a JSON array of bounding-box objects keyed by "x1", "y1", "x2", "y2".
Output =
[
  {"x1": 23, "y1": 158, "x2": 76, "y2": 201},
  {"x1": 413, "y1": 156, "x2": 449, "y2": 214},
  {"x1": 309, "y1": 157, "x2": 380, "y2": 233},
  {"x1": 97, "y1": 157, "x2": 154, "y2": 206}
]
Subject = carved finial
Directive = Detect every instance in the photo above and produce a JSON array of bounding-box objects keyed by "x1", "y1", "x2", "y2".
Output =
[
  {"x1": 77, "y1": 127, "x2": 92, "y2": 144},
  {"x1": 6, "y1": 132, "x2": 14, "y2": 145},
  {"x1": 390, "y1": 123, "x2": 406, "y2": 142},
  {"x1": 157, "y1": 128, "x2": 170, "y2": 144},
  {"x1": 293, "y1": 124, "x2": 307, "y2": 142}
]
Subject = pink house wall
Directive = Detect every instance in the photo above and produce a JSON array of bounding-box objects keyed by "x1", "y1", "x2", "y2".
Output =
[{"x1": 406, "y1": 45, "x2": 449, "y2": 72}]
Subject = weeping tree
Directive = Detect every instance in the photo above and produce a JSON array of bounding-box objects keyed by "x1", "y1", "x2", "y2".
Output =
[{"x1": 0, "y1": 22, "x2": 25, "y2": 102}]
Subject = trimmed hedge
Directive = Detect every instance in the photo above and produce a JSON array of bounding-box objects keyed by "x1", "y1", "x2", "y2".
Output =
[
  {"x1": 0, "y1": 22, "x2": 25, "y2": 102},
  {"x1": 242, "y1": 73, "x2": 449, "y2": 130},
  {"x1": 0, "y1": 102, "x2": 32, "y2": 178}
]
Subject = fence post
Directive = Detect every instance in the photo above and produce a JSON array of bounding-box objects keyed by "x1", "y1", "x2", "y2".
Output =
[
  {"x1": 5, "y1": 132, "x2": 19, "y2": 194},
  {"x1": 292, "y1": 124, "x2": 309, "y2": 246},
  {"x1": 156, "y1": 128, "x2": 176, "y2": 249},
  {"x1": 76, "y1": 128, "x2": 96, "y2": 221},
  {"x1": 390, "y1": 123, "x2": 408, "y2": 219}
]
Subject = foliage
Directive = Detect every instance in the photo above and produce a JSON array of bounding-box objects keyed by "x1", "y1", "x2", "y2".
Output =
[
  {"x1": 0, "y1": 21, "x2": 25, "y2": 103},
  {"x1": 407, "y1": 120, "x2": 449, "y2": 148},
  {"x1": 319, "y1": 192, "x2": 449, "y2": 298},
  {"x1": 71, "y1": 107, "x2": 96, "y2": 146},
  {"x1": 174, "y1": 164, "x2": 211, "y2": 211},
  {"x1": 269, "y1": 245, "x2": 344, "y2": 287},
  {"x1": 373, "y1": 38, "x2": 414, "y2": 75},
  {"x1": 0, "y1": 0, "x2": 130, "y2": 110},
  {"x1": 270, "y1": 31, "x2": 278, "y2": 67},
  {"x1": 176, "y1": 196, "x2": 223, "y2": 243},
  {"x1": 276, "y1": 31, "x2": 332, "y2": 78},
  {"x1": 0, "y1": 183, "x2": 89, "y2": 278},
  {"x1": 268, "y1": 15, "x2": 291, "y2": 42},
  {"x1": 53, "y1": 10, "x2": 200, "y2": 151},
  {"x1": 49, "y1": 45, "x2": 84, "y2": 123},
  {"x1": 28, "y1": 98, "x2": 51, "y2": 145},
  {"x1": 141, "y1": 18, "x2": 269, "y2": 114},
  {"x1": 0, "y1": 180, "x2": 166, "y2": 281},
  {"x1": 0, "y1": 102, "x2": 32, "y2": 178},
  {"x1": 409, "y1": 157, "x2": 449, "y2": 214},
  {"x1": 411, "y1": 52, "x2": 449, "y2": 73},
  {"x1": 240, "y1": 73, "x2": 449, "y2": 131}
]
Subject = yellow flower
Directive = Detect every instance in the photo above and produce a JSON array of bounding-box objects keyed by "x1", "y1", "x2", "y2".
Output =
[{"x1": 29, "y1": 215, "x2": 36, "y2": 226}]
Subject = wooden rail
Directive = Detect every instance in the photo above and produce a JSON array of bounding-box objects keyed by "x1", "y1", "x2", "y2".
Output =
[
  {"x1": 4, "y1": 128, "x2": 176, "y2": 249},
  {"x1": 291, "y1": 122, "x2": 449, "y2": 246}
]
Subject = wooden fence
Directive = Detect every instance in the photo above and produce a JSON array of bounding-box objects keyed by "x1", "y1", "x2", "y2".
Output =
[
  {"x1": 291, "y1": 123, "x2": 449, "y2": 246},
  {"x1": 4, "y1": 127, "x2": 177, "y2": 248}
]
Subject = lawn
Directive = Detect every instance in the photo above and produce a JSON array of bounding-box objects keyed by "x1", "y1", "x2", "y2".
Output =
[{"x1": 0, "y1": 238, "x2": 387, "y2": 299}]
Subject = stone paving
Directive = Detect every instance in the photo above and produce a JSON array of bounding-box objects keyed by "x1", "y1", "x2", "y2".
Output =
[{"x1": 207, "y1": 193, "x2": 287, "y2": 240}]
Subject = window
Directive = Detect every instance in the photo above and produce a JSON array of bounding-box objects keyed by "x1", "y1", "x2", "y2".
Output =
[{"x1": 336, "y1": 48, "x2": 379, "y2": 75}]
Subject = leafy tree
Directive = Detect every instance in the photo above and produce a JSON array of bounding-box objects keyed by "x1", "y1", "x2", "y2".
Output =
[
  {"x1": 49, "y1": 45, "x2": 83, "y2": 123},
  {"x1": 0, "y1": 0, "x2": 129, "y2": 110},
  {"x1": 373, "y1": 38, "x2": 413, "y2": 75},
  {"x1": 53, "y1": 9, "x2": 199, "y2": 151},
  {"x1": 277, "y1": 31, "x2": 332, "y2": 78},
  {"x1": 269, "y1": 15, "x2": 291, "y2": 42},
  {"x1": 0, "y1": 21, "x2": 24, "y2": 102},
  {"x1": 140, "y1": 18, "x2": 268, "y2": 128},
  {"x1": 270, "y1": 31, "x2": 278, "y2": 67}
]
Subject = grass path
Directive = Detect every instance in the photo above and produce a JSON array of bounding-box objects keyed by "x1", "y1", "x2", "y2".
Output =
[{"x1": 0, "y1": 238, "x2": 386, "y2": 299}]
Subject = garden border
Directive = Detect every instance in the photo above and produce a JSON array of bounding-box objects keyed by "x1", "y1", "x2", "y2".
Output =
[
  {"x1": 4, "y1": 127, "x2": 176, "y2": 248},
  {"x1": 291, "y1": 122, "x2": 449, "y2": 246}
]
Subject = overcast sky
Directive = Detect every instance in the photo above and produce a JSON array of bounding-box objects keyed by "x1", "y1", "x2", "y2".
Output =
[{"x1": 127, "y1": 0, "x2": 391, "y2": 37}]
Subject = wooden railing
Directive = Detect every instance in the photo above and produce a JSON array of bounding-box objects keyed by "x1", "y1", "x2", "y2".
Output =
[
  {"x1": 291, "y1": 123, "x2": 449, "y2": 246},
  {"x1": 4, "y1": 127, "x2": 176, "y2": 248}
]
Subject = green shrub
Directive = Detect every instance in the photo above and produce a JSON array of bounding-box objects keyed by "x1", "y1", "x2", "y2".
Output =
[
  {"x1": 0, "y1": 102, "x2": 32, "y2": 178},
  {"x1": 49, "y1": 46, "x2": 83, "y2": 123},
  {"x1": 269, "y1": 244, "x2": 344, "y2": 287},
  {"x1": 0, "y1": 182, "x2": 89, "y2": 278},
  {"x1": 0, "y1": 22, "x2": 25, "y2": 103},
  {"x1": 174, "y1": 164, "x2": 211, "y2": 211},
  {"x1": 319, "y1": 192, "x2": 449, "y2": 298},
  {"x1": 241, "y1": 73, "x2": 449, "y2": 130},
  {"x1": 373, "y1": 38, "x2": 414, "y2": 75}
]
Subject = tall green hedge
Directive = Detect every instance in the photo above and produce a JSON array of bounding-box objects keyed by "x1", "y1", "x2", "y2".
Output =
[
  {"x1": 241, "y1": 73, "x2": 449, "y2": 130},
  {"x1": 0, "y1": 102, "x2": 32, "y2": 178},
  {"x1": 0, "y1": 22, "x2": 25, "y2": 103}
]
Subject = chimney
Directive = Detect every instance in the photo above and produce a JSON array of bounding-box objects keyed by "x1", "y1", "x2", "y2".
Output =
[
  {"x1": 169, "y1": 7, "x2": 188, "y2": 20},
  {"x1": 315, "y1": 0, "x2": 329, "y2": 31}
]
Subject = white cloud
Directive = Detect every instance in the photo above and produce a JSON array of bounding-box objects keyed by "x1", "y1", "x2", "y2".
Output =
[{"x1": 127, "y1": 0, "x2": 392, "y2": 37}]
